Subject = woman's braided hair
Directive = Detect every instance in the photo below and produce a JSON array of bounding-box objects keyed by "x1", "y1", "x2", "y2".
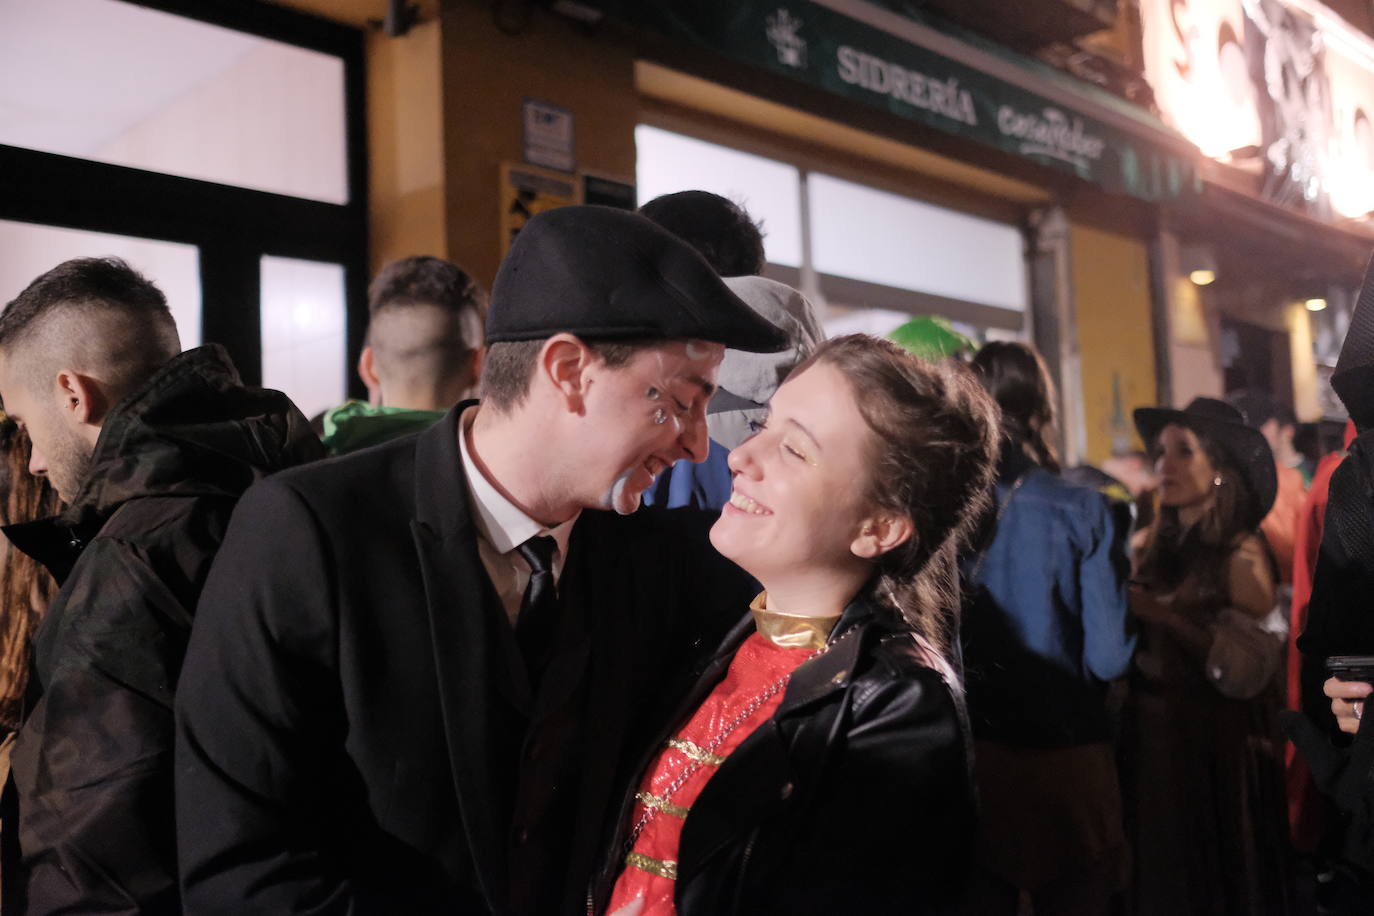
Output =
[{"x1": 794, "y1": 335, "x2": 999, "y2": 660}]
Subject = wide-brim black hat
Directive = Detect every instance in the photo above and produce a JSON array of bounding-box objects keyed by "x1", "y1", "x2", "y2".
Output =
[
  {"x1": 487, "y1": 205, "x2": 789, "y2": 353},
  {"x1": 1133, "y1": 396, "x2": 1277, "y2": 530}
]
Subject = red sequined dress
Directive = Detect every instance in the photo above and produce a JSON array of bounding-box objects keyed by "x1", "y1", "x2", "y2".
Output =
[{"x1": 605, "y1": 594, "x2": 839, "y2": 916}]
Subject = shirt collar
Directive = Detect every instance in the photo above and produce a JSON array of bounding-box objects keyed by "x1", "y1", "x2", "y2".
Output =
[{"x1": 458, "y1": 405, "x2": 576, "y2": 557}]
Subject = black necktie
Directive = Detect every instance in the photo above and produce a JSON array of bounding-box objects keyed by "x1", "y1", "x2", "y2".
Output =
[{"x1": 515, "y1": 535, "x2": 559, "y2": 680}]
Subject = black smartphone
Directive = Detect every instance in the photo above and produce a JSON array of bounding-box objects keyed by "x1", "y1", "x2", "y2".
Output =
[{"x1": 1325, "y1": 655, "x2": 1374, "y2": 682}]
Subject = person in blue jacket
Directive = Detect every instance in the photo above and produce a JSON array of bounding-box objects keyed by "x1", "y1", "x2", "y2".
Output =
[{"x1": 959, "y1": 341, "x2": 1136, "y2": 915}]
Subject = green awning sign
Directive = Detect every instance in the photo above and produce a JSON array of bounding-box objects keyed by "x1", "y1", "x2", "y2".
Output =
[{"x1": 603, "y1": 0, "x2": 1200, "y2": 201}]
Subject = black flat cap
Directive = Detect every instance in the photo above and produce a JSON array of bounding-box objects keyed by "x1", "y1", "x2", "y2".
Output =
[{"x1": 488, "y1": 205, "x2": 789, "y2": 353}]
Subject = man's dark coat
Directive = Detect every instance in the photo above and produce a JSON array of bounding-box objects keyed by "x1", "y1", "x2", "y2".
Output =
[
  {"x1": 1, "y1": 345, "x2": 322, "y2": 914},
  {"x1": 175, "y1": 404, "x2": 754, "y2": 915}
]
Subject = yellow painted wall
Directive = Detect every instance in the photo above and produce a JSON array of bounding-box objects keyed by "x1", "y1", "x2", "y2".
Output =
[
  {"x1": 439, "y1": 4, "x2": 639, "y2": 289},
  {"x1": 268, "y1": 0, "x2": 449, "y2": 270},
  {"x1": 366, "y1": 19, "x2": 448, "y2": 272},
  {"x1": 1070, "y1": 224, "x2": 1159, "y2": 463}
]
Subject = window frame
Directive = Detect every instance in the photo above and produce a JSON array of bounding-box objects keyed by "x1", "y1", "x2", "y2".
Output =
[
  {"x1": 0, "y1": 0, "x2": 368, "y2": 396},
  {"x1": 635, "y1": 111, "x2": 1030, "y2": 334}
]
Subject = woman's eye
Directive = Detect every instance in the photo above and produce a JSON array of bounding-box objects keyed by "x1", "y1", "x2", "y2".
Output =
[
  {"x1": 784, "y1": 443, "x2": 807, "y2": 461},
  {"x1": 747, "y1": 418, "x2": 768, "y2": 434}
]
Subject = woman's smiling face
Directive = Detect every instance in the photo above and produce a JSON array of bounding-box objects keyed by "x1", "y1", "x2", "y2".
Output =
[{"x1": 709, "y1": 361, "x2": 880, "y2": 585}]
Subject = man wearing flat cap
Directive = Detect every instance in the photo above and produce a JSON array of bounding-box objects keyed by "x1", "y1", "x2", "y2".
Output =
[{"x1": 175, "y1": 206, "x2": 787, "y2": 915}]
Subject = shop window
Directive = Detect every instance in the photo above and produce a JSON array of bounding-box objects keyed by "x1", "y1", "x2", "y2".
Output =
[
  {"x1": 807, "y1": 173, "x2": 1027, "y2": 312},
  {"x1": 260, "y1": 256, "x2": 346, "y2": 419},
  {"x1": 635, "y1": 125, "x2": 803, "y2": 267},
  {"x1": 0, "y1": 219, "x2": 202, "y2": 347},
  {"x1": 0, "y1": 0, "x2": 348, "y2": 205}
]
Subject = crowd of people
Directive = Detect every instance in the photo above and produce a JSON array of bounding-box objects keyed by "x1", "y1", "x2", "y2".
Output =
[{"x1": 0, "y1": 188, "x2": 1370, "y2": 916}]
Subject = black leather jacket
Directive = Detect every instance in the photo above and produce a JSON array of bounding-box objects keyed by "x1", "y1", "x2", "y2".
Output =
[{"x1": 590, "y1": 595, "x2": 976, "y2": 915}]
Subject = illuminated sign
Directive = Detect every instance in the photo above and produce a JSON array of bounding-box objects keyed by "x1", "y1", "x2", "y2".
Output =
[
  {"x1": 587, "y1": 0, "x2": 1201, "y2": 200},
  {"x1": 1142, "y1": 0, "x2": 1374, "y2": 217}
]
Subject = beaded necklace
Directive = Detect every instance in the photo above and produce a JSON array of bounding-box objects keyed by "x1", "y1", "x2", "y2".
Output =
[{"x1": 625, "y1": 623, "x2": 856, "y2": 850}]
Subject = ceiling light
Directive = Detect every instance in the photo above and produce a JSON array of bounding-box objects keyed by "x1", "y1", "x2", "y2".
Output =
[
  {"x1": 1305, "y1": 298, "x2": 1328, "y2": 312},
  {"x1": 1190, "y1": 269, "x2": 1216, "y2": 286}
]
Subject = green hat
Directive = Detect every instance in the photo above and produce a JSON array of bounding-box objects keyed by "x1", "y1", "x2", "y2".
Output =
[{"x1": 887, "y1": 316, "x2": 976, "y2": 362}]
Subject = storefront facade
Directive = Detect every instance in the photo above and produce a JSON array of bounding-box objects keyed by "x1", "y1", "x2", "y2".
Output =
[{"x1": 285, "y1": 0, "x2": 1195, "y2": 465}]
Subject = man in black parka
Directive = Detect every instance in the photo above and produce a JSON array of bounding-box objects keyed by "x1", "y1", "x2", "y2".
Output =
[
  {"x1": 0, "y1": 257, "x2": 322, "y2": 914},
  {"x1": 174, "y1": 206, "x2": 785, "y2": 915}
]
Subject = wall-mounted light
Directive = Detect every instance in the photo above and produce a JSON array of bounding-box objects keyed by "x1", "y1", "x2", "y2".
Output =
[
  {"x1": 1182, "y1": 244, "x2": 1218, "y2": 287},
  {"x1": 1305, "y1": 297, "x2": 1328, "y2": 312}
]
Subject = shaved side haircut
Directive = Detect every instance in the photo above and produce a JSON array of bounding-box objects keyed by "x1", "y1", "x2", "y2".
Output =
[
  {"x1": 0, "y1": 257, "x2": 181, "y2": 402},
  {"x1": 366, "y1": 257, "x2": 486, "y2": 402}
]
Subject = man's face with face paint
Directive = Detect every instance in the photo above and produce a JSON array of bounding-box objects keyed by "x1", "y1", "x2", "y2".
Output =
[{"x1": 578, "y1": 339, "x2": 725, "y2": 515}]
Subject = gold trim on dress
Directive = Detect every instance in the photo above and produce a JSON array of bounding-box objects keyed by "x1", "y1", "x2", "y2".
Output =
[
  {"x1": 626, "y1": 851, "x2": 678, "y2": 880},
  {"x1": 635, "y1": 791, "x2": 690, "y2": 818},
  {"x1": 665, "y1": 737, "x2": 726, "y2": 767},
  {"x1": 750, "y1": 592, "x2": 841, "y2": 650}
]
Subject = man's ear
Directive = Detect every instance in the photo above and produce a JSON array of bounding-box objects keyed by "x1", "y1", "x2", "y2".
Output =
[
  {"x1": 850, "y1": 512, "x2": 914, "y2": 560},
  {"x1": 538, "y1": 334, "x2": 593, "y2": 413},
  {"x1": 357, "y1": 346, "x2": 382, "y2": 406},
  {"x1": 55, "y1": 369, "x2": 107, "y2": 428}
]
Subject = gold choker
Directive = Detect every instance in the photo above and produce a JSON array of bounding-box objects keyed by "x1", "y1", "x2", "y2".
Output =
[{"x1": 749, "y1": 592, "x2": 841, "y2": 650}]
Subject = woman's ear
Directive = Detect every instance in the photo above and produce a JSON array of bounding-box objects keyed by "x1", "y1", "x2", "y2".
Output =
[{"x1": 850, "y1": 513, "x2": 914, "y2": 560}]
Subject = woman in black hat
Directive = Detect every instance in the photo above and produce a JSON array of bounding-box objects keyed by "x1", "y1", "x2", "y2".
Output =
[{"x1": 1122, "y1": 398, "x2": 1293, "y2": 915}]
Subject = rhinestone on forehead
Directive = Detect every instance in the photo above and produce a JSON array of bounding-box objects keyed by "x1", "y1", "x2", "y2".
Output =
[{"x1": 685, "y1": 340, "x2": 713, "y2": 360}]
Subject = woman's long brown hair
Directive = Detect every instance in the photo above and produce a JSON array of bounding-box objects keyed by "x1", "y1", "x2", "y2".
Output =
[
  {"x1": 0, "y1": 418, "x2": 59, "y2": 732},
  {"x1": 969, "y1": 340, "x2": 1061, "y2": 474}
]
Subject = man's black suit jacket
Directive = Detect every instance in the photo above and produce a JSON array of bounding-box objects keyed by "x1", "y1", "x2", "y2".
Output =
[{"x1": 174, "y1": 404, "x2": 754, "y2": 914}]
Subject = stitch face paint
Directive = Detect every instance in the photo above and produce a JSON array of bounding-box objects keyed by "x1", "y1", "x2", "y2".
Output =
[{"x1": 587, "y1": 341, "x2": 725, "y2": 515}]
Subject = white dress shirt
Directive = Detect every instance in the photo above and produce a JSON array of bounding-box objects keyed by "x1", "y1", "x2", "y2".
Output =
[{"x1": 458, "y1": 406, "x2": 576, "y2": 626}]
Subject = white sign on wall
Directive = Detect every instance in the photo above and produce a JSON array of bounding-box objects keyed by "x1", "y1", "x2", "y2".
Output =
[{"x1": 522, "y1": 98, "x2": 575, "y2": 173}]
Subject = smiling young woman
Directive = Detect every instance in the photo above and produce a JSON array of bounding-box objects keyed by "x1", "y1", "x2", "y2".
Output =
[{"x1": 591, "y1": 333, "x2": 1000, "y2": 916}]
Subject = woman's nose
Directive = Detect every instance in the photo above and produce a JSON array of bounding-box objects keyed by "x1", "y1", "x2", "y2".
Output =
[{"x1": 727, "y1": 434, "x2": 763, "y2": 479}]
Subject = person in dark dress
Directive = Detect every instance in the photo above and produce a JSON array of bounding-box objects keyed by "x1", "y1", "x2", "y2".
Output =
[{"x1": 1123, "y1": 398, "x2": 1293, "y2": 915}]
